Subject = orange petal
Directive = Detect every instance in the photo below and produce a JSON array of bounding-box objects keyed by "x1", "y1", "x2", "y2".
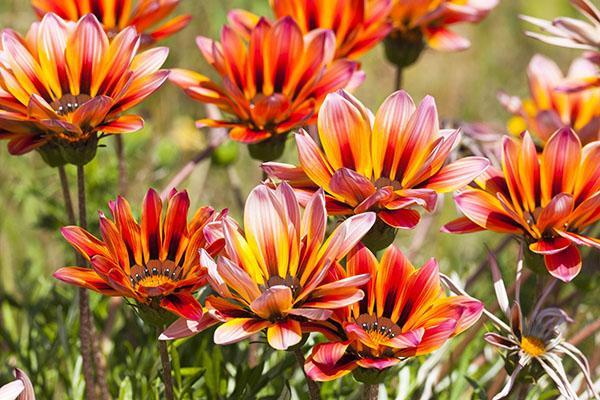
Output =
[
  {"x1": 540, "y1": 128, "x2": 581, "y2": 205},
  {"x1": 266, "y1": 318, "x2": 302, "y2": 350},
  {"x1": 249, "y1": 285, "x2": 293, "y2": 319},
  {"x1": 372, "y1": 90, "x2": 416, "y2": 180},
  {"x1": 425, "y1": 157, "x2": 490, "y2": 193},
  {"x1": 160, "y1": 292, "x2": 204, "y2": 320},
  {"x1": 317, "y1": 90, "x2": 372, "y2": 176},
  {"x1": 454, "y1": 189, "x2": 523, "y2": 233},
  {"x1": 53, "y1": 267, "x2": 120, "y2": 296}
]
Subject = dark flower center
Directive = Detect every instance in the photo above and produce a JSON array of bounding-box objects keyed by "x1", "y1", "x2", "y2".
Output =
[
  {"x1": 355, "y1": 314, "x2": 402, "y2": 341},
  {"x1": 129, "y1": 259, "x2": 182, "y2": 289},
  {"x1": 265, "y1": 275, "x2": 302, "y2": 297},
  {"x1": 51, "y1": 94, "x2": 92, "y2": 116}
]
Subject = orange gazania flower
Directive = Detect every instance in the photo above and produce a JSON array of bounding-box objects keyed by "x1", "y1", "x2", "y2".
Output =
[
  {"x1": 0, "y1": 13, "x2": 168, "y2": 165},
  {"x1": 269, "y1": 0, "x2": 393, "y2": 59},
  {"x1": 169, "y1": 16, "x2": 359, "y2": 146},
  {"x1": 388, "y1": 0, "x2": 498, "y2": 52},
  {"x1": 161, "y1": 183, "x2": 376, "y2": 350},
  {"x1": 499, "y1": 55, "x2": 600, "y2": 145},
  {"x1": 32, "y1": 0, "x2": 191, "y2": 45},
  {"x1": 263, "y1": 90, "x2": 489, "y2": 231},
  {"x1": 54, "y1": 188, "x2": 226, "y2": 321},
  {"x1": 443, "y1": 128, "x2": 600, "y2": 282},
  {"x1": 304, "y1": 245, "x2": 483, "y2": 381}
]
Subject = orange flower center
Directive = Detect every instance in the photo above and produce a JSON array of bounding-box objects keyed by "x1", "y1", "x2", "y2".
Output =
[
  {"x1": 51, "y1": 94, "x2": 92, "y2": 116},
  {"x1": 520, "y1": 335, "x2": 546, "y2": 357},
  {"x1": 129, "y1": 259, "x2": 181, "y2": 289}
]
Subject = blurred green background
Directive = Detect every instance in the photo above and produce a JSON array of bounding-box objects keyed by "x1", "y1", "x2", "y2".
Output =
[{"x1": 1, "y1": 0, "x2": 598, "y2": 399}]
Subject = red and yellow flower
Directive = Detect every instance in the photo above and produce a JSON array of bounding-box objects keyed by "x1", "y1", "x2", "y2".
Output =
[
  {"x1": 0, "y1": 13, "x2": 168, "y2": 165},
  {"x1": 169, "y1": 16, "x2": 359, "y2": 148},
  {"x1": 162, "y1": 183, "x2": 376, "y2": 350},
  {"x1": 304, "y1": 244, "x2": 483, "y2": 381},
  {"x1": 263, "y1": 90, "x2": 489, "y2": 232},
  {"x1": 54, "y1": 188, "x2": 226, "y2": 321},
  {"x1": 388, "y1": 0, "x2": 498, "y2": 52},
  {"x1": 443, "y1": 128, "x2": 600, "y2": 282},
  {"x1": 269, "y1": 0, "x2": 393, "y2": 59},
  {"x1": 32, "y1": 0, "x2": 191, "y2": 45},
  {"x1": 499, "y1": 55, "x2": 599, "y2": 144}
]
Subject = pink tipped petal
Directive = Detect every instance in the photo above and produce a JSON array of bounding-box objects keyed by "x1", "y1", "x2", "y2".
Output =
[
  {"x1": 441, "y1": 217, "x2": 485, "y2": 233},
  {"x1": 159, "y1": 314, "x2": 219, "y2": 340},
  {"x1": 425, "y1": 157, "x2": 490, "y2": 192},
  {"x1": 424, "y1": 27, "x2": 470, "y2": 51},
  {"x1": 214, "y1": 318, "x2": 270, "y2": 345},
  {"x1": 356, "y1": 357, "x2": 400, "y2": 370},
  {"x1": 544, "y1": 245, "x2": 582, "y2": 282},
  {"x1": 99, "y1": 115, "x2": 144, "y2": 134},
  {"x1": 329, "y1": 168, "x2": 376, "y2": 206}
]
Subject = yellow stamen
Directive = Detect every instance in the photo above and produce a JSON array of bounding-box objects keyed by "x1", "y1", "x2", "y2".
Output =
[{"x1": 521, "y1": 336, "x2": 546, "y2": 357}]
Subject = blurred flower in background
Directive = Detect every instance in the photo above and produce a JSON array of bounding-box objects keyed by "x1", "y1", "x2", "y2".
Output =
[
  {"x1": 169, "y1": 15, "x2": 358, "y2": 161},
  {"x1": 31, "y1": 0, "x2": 191, "y2": 45},
  {"x1": 498, "y1": 55, "x2": 599, "y2": 144},
  {"x1": 264, "y1": 90, "x2": 489, "y2": 250},
  {"x1": 384, "y1": 0, "x2": 498, "y2": 68},
  {"x1": 304, "y1": 244, "x2": 483, "y2": 381},
  {"x1": 54, "y1": 188, "x2": 226, "y2": 323},
  {"x1": 443, "y1": 128, "x2": 600, "y2": 282},
  {"x1": 0, "y1": 13, "x2": 169, "y2": 166},
  {"x1": 523, "y1": 0, "x2": 600, "y2": 90},
  {"x1": 161, "y1": 183, "x2": 376, "y2": 350},
  {"x1": 0, "y1": 369, "x2": 35, "y2": 400},
  {"x1": 269, "y1": 0, "x2": 393, "y2": 59}
]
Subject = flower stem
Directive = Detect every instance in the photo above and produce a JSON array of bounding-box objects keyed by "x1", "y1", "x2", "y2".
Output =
[
  {"x1": 292, "y1": 347, "x2": 320, "y2": 400},
  {"x1": 362, "y1": 383, "x2": 379, "y2": 400},
  {"x1": 59, "y1": 166, "x2": 96, "y2": 399},
  {"x1": 394, "y1": 66, "x2": 403, "y2": 90},
  {"x1": 115, "y1": 135, "x2": 126, "y2": 196},
  {"x1": 76, "y1": 165, "x2": 98, "y2": 400},
  {"x1": 158, "y1": 333, "x2": 175, "y2": 400}
]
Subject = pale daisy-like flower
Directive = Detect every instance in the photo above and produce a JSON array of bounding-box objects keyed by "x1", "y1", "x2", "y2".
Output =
[{"x1": 442, "y1": 249, "x2": 599, "y2": 400}]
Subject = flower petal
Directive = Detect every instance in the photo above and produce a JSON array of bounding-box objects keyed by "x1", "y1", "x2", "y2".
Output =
[
  {"x1": 160, "y1": 292, "x2": 204, "y2": 320},
  {"x1": 544, "y1": 245, "x2": 582, "y2": 282},
  {"x1": 266, "y1": 318, "x2": 302, "y2": 350},
  {"x1": 213, "y1": 318, "x2": 270, "y2": 345}
]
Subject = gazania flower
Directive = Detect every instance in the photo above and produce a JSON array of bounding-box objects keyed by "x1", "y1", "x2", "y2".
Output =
[
  {"x1": 168, "y1": 16, "x2": 359, "y2": 156},
  {"x1": 0, "y1": 369, "x2": 34, "y2": 400},
  {"x1": 384, "y1": 0, "x2": 498, "y2": 67},
  {"x1": 443, "y1": 128, "x2": 600, "y2": 282},
  {"x1": 32, "y1": 0, "x2": 191, "y2": 45},
  {"x1": 263, "y1": 90, "x2": 489, "y2": 244},
  {"x1": 444, "y1": 254, "x2": 598, "y2": 400},
  {"x1": 0, "y1": 13, "x2": 168, "y2": 165},
  {"x1": 523, "y1": 0, "x2": 600, "y2": 54},
  {"x1": 498, "y1": 55, "x2": 599, "y2": 144},
  {"x1": 54, "y1": 188, "x2": 226, "y2": 321},
  {"x1": 522, "y1": 0, "x2": 600, "y2": 91},
  {"x1": 269, "y1": 0, "x2": 393, "y2": 59},
  {"x1": 304, "y1": 245, "x2": 483, "y2": 381},
  {"x1": 161, "y1": 183, "x2": 376, "y2": 351}
]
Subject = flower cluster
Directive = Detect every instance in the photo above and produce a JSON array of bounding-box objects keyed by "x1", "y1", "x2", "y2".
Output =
[{"x1": 0, "y1": 0, "x2": 597, "y2": 399}]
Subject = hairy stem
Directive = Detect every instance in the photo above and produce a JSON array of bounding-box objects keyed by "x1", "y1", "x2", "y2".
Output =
[
  {"x1": 158, "y1": 335, "x2": 175, "y2": 400},
  {"x1": 292, "y1": 347, "x2": 320, "y2": 400},
  {"x1": 115, "y1": 135, "x2": 126, "y2": 196},
  {"x1": 76, "y1": 165, "x2": 97, "y2": 400},
  {"x1": 362, "y1": 383, "x2": 379, "y2": 400},
  {"x1": 394, "y1": 67, "x2": 403, "y2": 90}
]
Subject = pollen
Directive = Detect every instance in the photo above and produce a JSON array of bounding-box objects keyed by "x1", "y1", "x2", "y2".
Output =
[
  {"x1": 51, "y1": 94, "x2": 92, "y2": 116},
  {"x1": 355, "y1": 314, "x2": 402, "y2": 345},
  {"x1": 521, "y1": 335, "x2": 546, "y2": 357}
]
